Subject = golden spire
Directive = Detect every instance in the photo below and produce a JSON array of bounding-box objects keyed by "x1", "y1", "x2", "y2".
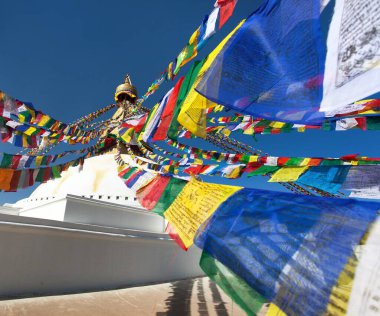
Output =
[{"x1": 114, "y1": 74, "x2": 138, "y2": 103}]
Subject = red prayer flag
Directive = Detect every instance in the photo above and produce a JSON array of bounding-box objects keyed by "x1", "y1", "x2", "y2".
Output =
[
  {"x1": 7, "y1": 170, "x2": 21, "y2": 192},
  {"x1": 217, "y1": 0, "x2": 237, "y2": 29},
  {"x1": 355, "y1": 117, "x2": 367, "y2": 130},
  {"x1": 10, "y1": 155, "x2": 21, "y2": 169},
  {"x1": 184, "y1": 165, "x2": 204, "y2": 175},
  {"x1": 340, "y1": 154, "x2": 359, "y2": 161},
  {"x1": 136, "y1": 175, "x2": 171, "y2": 210},
  {"x1": 152, "y1": 77, "x2": 185, "y2": 141},
  {"x1": 166, "y1": 222, "x2": 188, "y2": 251},
  {"x1": 277, "y1": 157, "x2": 290, "y2": 166}
]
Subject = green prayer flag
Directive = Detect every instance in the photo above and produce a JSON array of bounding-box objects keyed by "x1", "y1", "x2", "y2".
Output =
[
  {"x1": 321, "y1": 159, "x2": 343, "y2": 166},
  {"x1": 281, "y1": 123, "x2": 293, "y2": 132},
  {"x1": 42, "y1": 155, "x2": 49, "y2": 166},
  {"x1": 255, "y1": 120, "x2": 270, "y2": 127},
  {"x1": 152, "y1": 177, "x2": 187, "y2": 217},
  {"x1": 247, "y1": 165, "x2": 279, "y2": 176},
  {"x1": 19, "y1": 110, "x2": 32, "y2": 123},
  {"x1": 323, "y1": 121, "x2": 332, "y2": 131},
  {"x1": 51, "y1": 166, "x2": 61, "y2": 178},
  {"x1": 122, "y1": 167, "x2": 137, "y2": 180},
  {"x1": 167, "y1": 59, "x2": 206, "y2": 140},
  {"x1": 0, "y1": 153, "x2": 13, "y2": 168},
  {"x1": 200, "y1": 252, "x2": 266, "y2": 316},
  {"x1": 285, "y1": 157, "x2": 304, "y2": 166},
  {"x1": 262, "y1": 127, "x2": 272, "y2": 134},
  {"x1": 241, "y1": 154, "x2": 251, "y2": 164},
  {"x1": 44, "y1": 118, "x2": 55, "y2": 129},
  {"x1": 366, "y1": 117, "x2": 380, "y2": 130},
  {"x1": 35, "y1": 168, "x2": 45, "y2": 182},
  {"x1": 357, "y1": 160, "x2": 380, "y2": 165}
]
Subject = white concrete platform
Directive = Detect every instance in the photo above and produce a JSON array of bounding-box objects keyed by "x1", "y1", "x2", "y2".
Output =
[{"x1": 0, "y1": 213, "x2": 203, "y2": 299}]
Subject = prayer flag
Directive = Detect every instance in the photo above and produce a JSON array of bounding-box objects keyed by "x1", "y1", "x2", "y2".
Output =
[
  {"x1": 195, "y1": 187, "x2": 380, "y2": 316},
  {"x1": 203, "y1": 7, "x2": 220, "y2": 41},
  {"x1": 178, "y1": 20, "x2": 244, "y2": 138},
  {"x1": 341, "y1": 166, "x2": 380, "y2": 199},
  {"x1": 153, "y1": 77, "x2": 185, "y2": 141},
  {"x1": 0, "y1": 169, "x2": 14, "y2": 190},
  {"x1": 167, "y1": 60, "x2": 206, "y2": 140},
  {"x1": 217, "y1": 0, "x2": 237, "y2": 29},
  {"x1": 164, "y1": 179, "x2": 242, "y2": 248},
  {"x1": 166, "y1": 222, "x2": 188, "y2": 251},
  {"x1": 269, "y1": 166, "x2": 309, "y2": 182},
  {"x1": 142, "y1": 88, "x2": 173, "y2": 143},
  {"x1": 200, "y1": 251, "x2": 266, "y2": 315},
  {"x1": 297, "y1": 166, "x2": 350, "y2": 194},
  {"x1": 0, "y1": 153, "x2": 13, "y2": 168},
  {"x1": 247, "y1": 165, "x2": 279, "y2": 176},
  {"x1": 196, "y1": 0, "x2": 326, "y2": 124},
  {"x1": 321, "y1": 1, "x2": 380, "y2": 112},
  {"x1": 136, "y1": 175, "x2": 171, "y2": 210}
]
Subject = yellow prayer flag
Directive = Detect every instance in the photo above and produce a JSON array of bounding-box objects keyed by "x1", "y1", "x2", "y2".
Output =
[
  {"x1": 180, "y1": 27, "x2": 201, "y2": 67},
  {"x1": 37, "y1": 115, "x2": 52, "y2": 127},
  {"x1": 354, "y1": 99, "x2": 373, "y2": 104},
  {"x1": 225, "y1": 166, "x2": 243, "y2": 179},
  {"x1": 269, "y1": 166, "x2": 309, "y2": 182},
  {"x1": 213, "y1": 104, "x2": 224, "y2": 112},
  {"x1": 300, "y1": 158, "x2": 311, "y2": 166},
  {"x1": 325, "y1": 256, "x2": 357, "y2": 316},
  {"x1": 193, "y1": 158, "x2": 203, "y2": 165},
  {"x1": 359, "y1": 109, "x2": 380, "y2": 115},
  {"x1": 270, "y1": 121, "x2": 286, "y2": 129},
  {"x1": 164, "y1": 179, "x2": 242, "y2": 248},
  {"x1": 22, "y1": 134, "x2": 29, "y2": 148},
  {"x1": 266, "y1": 304, "x2": 287, "y2": 316},
  {"x1": 221, "y1": 128, "x2": 231, "y2": 136},
  {"x1": 117, "y1": 164, "x2": 128, "y2": 174},
  {"x1": 35, "y1": 156, "x2": 43, "y2": 167},
  {"x1": 243, "y1": 126, "x2": 255, "y2": 135},
  {"x1": 120, "y1": 128, "x2": 134, "y2": 144},
  {"x1": 24, "y1": 127, "x2": 38, "y2": 136},
  {"x1": 161, "y1": 165, "x2": 171, "y2": 173},
  {"x1": 249, "y1": 155, "x2": 259, "y2": 163},
  {"x1": 178, "y1": 20, "x2": 245, "y2": 138},
  {"x1": 297, "y1": 127, "x2": 306, "y2": 133}
]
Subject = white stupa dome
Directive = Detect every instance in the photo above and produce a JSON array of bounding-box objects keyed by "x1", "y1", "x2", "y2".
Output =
[{"x1": 14, "y1": 154, "x2": 140, "y2": 208}]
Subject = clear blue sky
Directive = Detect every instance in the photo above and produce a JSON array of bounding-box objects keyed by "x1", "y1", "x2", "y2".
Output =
[{"x1": 0, "y1": 0, "x2": 379, "y2": 204}]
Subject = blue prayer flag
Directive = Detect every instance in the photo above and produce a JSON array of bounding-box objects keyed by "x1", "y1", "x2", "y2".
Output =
[
  {"x1": 296, "y1": 166, "x2": 350, "y2": 194},
  {"x1": 196, "y1": 0, "x2": 326, "y2": 124},
  {"x1": 195, "y1": 188, "x2": 380, "y2": 316}
]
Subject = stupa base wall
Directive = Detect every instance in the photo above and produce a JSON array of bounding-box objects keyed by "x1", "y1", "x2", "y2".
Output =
[{"x1": 0, "y1": 214, "x2": 203, "y2": 299}]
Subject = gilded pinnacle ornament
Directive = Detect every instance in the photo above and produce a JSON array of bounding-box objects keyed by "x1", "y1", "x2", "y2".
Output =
[{"x1": 115, "y1": 74, "x2": 138, "y2": 104}]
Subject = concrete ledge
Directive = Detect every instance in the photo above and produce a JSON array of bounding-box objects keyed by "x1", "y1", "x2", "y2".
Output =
[{"x1": 19, "y1": 194, "x2": 166, "y2": 233}]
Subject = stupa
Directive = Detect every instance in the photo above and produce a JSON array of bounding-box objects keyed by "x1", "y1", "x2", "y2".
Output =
[{"x1": 0, "y1": 77, "x2": 203, "y2": 299}]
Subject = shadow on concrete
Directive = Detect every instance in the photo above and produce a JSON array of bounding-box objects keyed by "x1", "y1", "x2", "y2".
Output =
[
  {"x1": 157, "y1": 279, "x2": 194, "y2": 316},
  {"x1": 209, "y1": 279, "x2": 229, "y2": 316},
  {"x1": 157, "y1": 278, "x2": 230, "y2": 316}
]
